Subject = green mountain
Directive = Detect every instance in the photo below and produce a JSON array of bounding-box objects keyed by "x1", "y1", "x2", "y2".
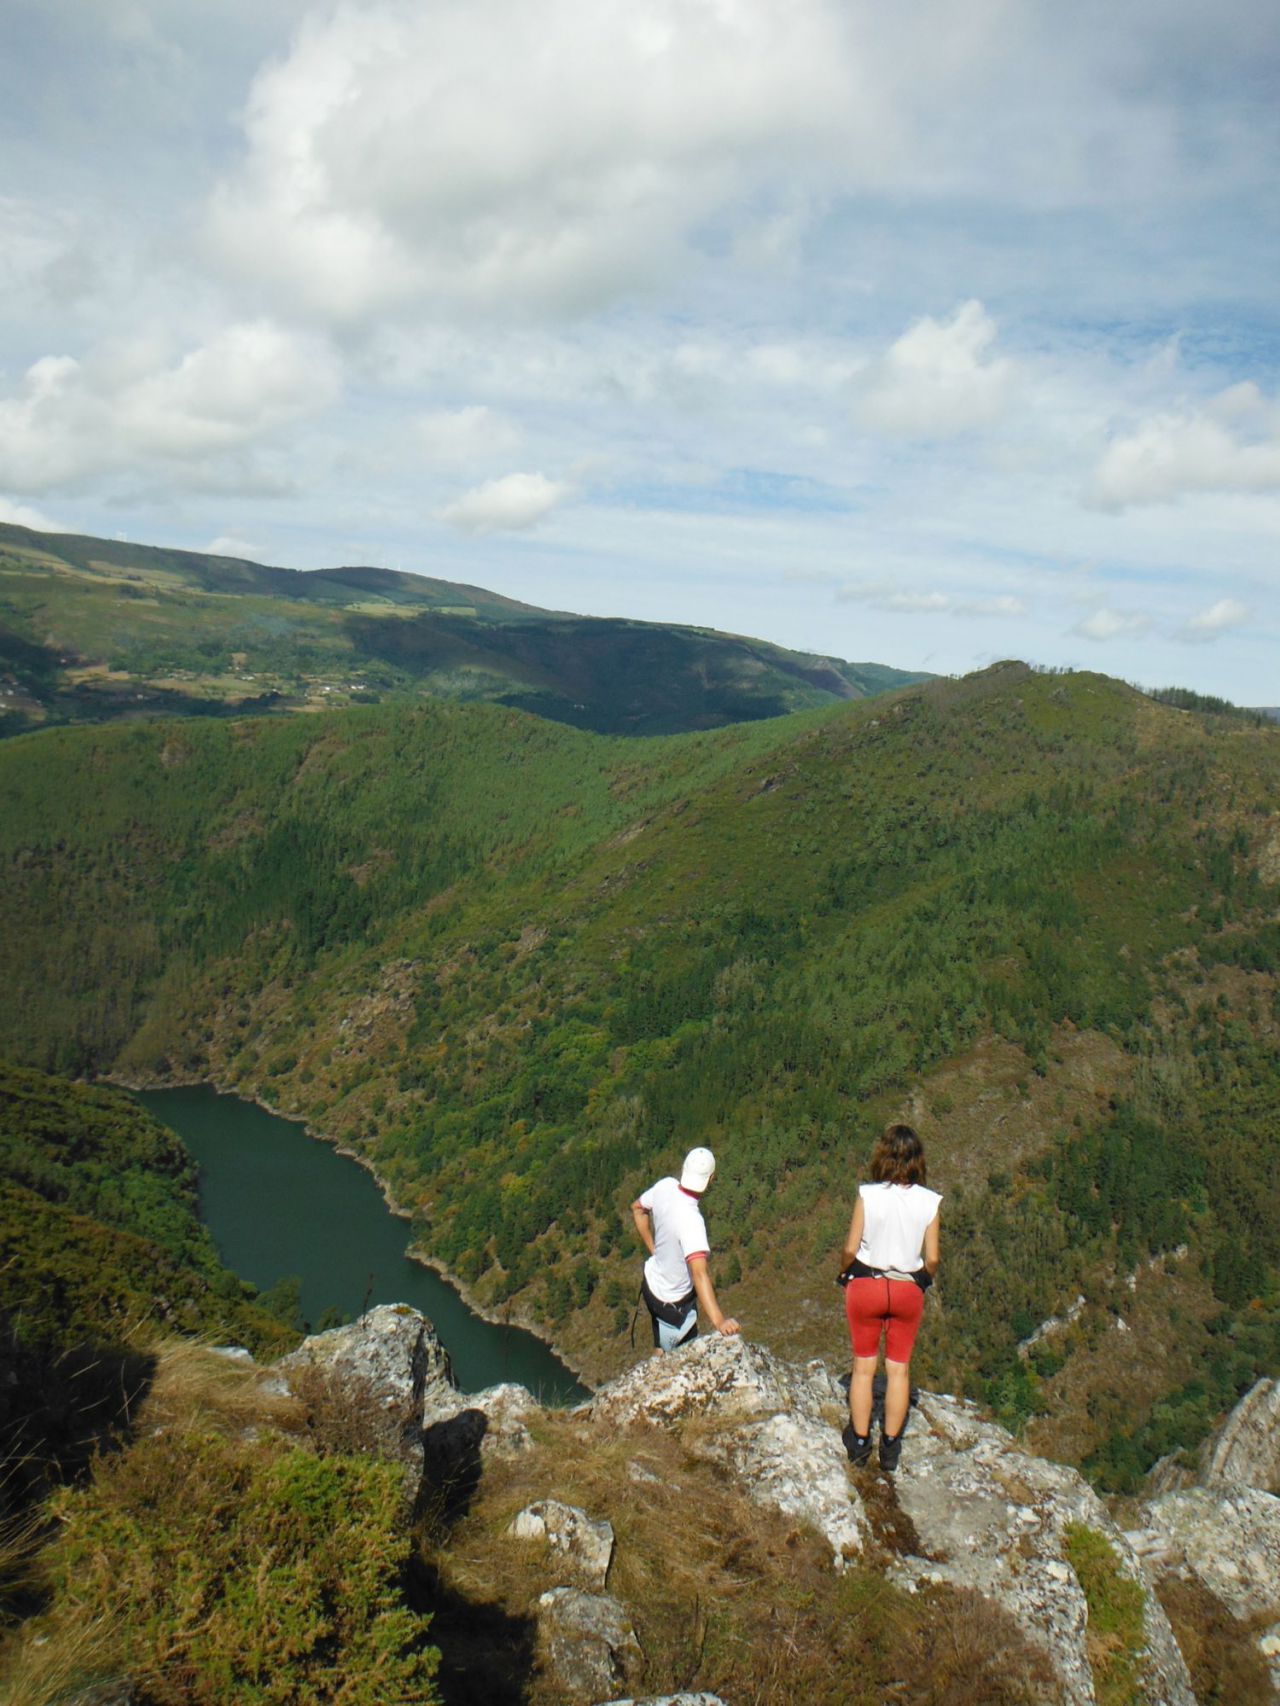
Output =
[
  {"x1": 1, "y1": 663, "x2": 1278, "y2": 1487},
  {"x1": 0, "y1": 522, "x2": 927, "y2": 737}
]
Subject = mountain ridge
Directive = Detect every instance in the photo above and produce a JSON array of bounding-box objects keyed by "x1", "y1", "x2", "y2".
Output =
[{"x1": 0, "y1": 520, "x2": 929, "y2": 737}]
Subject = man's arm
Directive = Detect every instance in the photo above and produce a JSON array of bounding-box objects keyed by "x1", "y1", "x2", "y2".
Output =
[
  {"x1": 687, "y1": 1254, "x2": 739, "y2": 1336},
  {"x1": 630, "y1": 1199, "x2": 655, "y2": 1257}
]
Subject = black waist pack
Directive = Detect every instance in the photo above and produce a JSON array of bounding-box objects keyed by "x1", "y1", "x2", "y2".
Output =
[
  {"x1": 838, "y1": 1259, "x2": 932, "y2": 1293},
  {"x1": 640, "y1": 1273, "x2": 696, "y2": 1326}
]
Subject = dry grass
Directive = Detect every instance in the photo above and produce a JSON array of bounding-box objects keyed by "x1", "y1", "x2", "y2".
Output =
[
  {"x1": 0, "y1": 1613, "x2": 122, "y2": 1706},
  {"x1": 419, "y1": 1408, "x2": 1064, "y2": 1706},
  {"x1": 1155, "y1": 1573, "x2": 1276, "y2": 1706},
  {"x1": 133, "y1": 1336, "x2": 303, "y2": 1438}
]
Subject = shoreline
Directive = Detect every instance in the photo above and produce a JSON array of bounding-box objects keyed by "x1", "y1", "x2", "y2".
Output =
[{"x1": 105, "y1": 1068, "x2": 595, "y2": 1392}]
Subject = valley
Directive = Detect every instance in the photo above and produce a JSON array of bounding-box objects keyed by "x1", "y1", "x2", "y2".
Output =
[{"x1": 2, "y1": 646, "x2": 1277, "y2": 1490}]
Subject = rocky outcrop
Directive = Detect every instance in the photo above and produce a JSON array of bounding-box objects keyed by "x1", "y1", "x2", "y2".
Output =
[
  {"x1": 1127, "y1": 1375, "x2": 1280, "y2": 1692},
  {"x1": 592, "y1": 1337, "x2": 870, "y2": 1567},
  {"x1": 1202, "y1": 1376, "x2": 1280, "y2": 1493},
  {"x1": 893, "y1": 1393, "x2": 1193, "y2": 1706},
  {"x1": 592, "y1": 1335, "x2": 1199, "y2": 1703},
  {"x1": 268, "y1": 1307, "x2": 1280, "y2": 1705}
]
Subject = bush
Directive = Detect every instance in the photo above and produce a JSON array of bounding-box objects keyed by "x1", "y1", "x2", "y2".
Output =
[
  {"x1": 36, "y1": 1428, "x2": 440, "y2": 1704},
  {"x1": 1063, "y1": 1524, "x2": 1146, "y2": 1706}
]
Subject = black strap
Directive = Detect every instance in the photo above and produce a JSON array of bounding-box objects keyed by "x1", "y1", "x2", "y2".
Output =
[{"x1": 839, "y1": 1259, "x2": 932, "y2": 1292}]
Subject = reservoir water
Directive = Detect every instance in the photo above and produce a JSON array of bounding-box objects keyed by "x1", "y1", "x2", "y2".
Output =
[{"x1": 137, "y1": 1085, "x2": 588, "y2": 1405}]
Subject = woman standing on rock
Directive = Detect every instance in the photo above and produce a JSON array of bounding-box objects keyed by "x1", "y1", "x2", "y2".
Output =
[{"x1": 838, "y1": 1123, "x2": 941, "y2": 1471}]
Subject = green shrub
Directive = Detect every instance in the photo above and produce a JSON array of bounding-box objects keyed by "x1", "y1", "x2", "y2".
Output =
[
  {"x1": 1063, "y1": 1523, "x2": 1146, "y2": 1706},
  {"x1": 41, "y1": 1428, "x2": 440, "y2": 1704}
]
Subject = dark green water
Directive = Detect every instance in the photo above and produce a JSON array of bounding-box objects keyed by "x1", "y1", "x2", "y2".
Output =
[{"x1": 137, "y1": 1085, "x2": 587, "y2": 1404}]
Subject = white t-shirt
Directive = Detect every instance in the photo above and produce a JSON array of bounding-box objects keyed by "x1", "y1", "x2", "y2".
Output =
[
  {"x1": 639, "y1": 1176, "x2": 710, "y2": 1303},
  {"x1": 857, "y1": 1182, "x2": 942, "y2": 1274}
]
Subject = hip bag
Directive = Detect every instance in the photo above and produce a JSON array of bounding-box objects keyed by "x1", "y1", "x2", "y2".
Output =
[{"x1": 640, "y1": 1272, "x2": 696, "y2": 1326}]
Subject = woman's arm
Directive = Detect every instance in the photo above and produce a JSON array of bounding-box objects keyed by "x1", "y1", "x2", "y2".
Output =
[
  {"x1": 839, "y1": 1196, "x2": 865, "y2": 1269},
  {"x1": 922, "y1": 1210, "x2": 940, "y2": 1277}
]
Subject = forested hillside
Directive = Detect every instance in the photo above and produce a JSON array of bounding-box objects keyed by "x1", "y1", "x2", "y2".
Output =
[
  {"x1": 0, "y1": 1063, "x2": 295, "y2": 1531},
  {"x1": 0, "y1": 522, "x2": 926, "y2": 736},
  {"x1": 1, "y1": 662, "x2": 1278, "y2": 1486}
]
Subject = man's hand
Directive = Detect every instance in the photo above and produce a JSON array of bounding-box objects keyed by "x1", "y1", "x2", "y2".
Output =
[{"x1": 717, "y1": 1316, "x2": 741, "y2": 1337}]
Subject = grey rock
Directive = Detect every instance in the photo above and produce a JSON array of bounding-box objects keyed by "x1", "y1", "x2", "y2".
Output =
[
  {"x1": 472, "y1": 1381, "x2": 538, "y2": 1458},
  {"x1": 510, "y1": 1499, "x2": 615, "y2": 1587},
  {"x1": 595, "y1": 1696, "x2": 727, "y2": 1705},
  {"x1": 277, "y1": 1302, "x2": 456, "y2": 1419},
  {"x1": 1136, "y1": 1481, "x2": 1280, "y2": 1696},
  {"x1": 591, "y1": 1336, "x2": 870, "y2": 1568},
  {"x1": 1202, "y1": 1377, "x2": 1280, "y2": 1493},
  {"x1": 1136, "y1": 1484, "x2": 1280, "y2": 1622},
  {"x1": 536, "y1": 1587, "x2": 643, "y2": 1703}
]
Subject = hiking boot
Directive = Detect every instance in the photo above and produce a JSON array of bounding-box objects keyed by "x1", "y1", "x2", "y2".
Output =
[
  {"x1": 842, "y1": 1423, "x2": 872, "y2": 1466},
  {"x1": 879, "y1": 1429, "x2": 904, "y2": 1472}
]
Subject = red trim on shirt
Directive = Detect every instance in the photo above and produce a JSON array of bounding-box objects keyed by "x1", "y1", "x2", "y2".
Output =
[
  {"x1": 685, "y1": 1250, "x2": 709, "y2": 1264},
  {"x1": 678, "y1": 1185, "x2": 702, "y2": 1200}
]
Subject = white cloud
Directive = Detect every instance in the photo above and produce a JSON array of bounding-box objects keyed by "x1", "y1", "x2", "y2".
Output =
[
  {"x1": 836, "y1": 581, "x2": 951, "y2": 613},
  {"x1": 207, "y1": 0, "x2": 858, "y2": 323},
  {"x1": 1178, "y1": 596, "x2": 1251, "y2": 642},
  {"x1": 1090, "y1": 382, "x2": 1280, "y2": 510},
  {"x1": 854, "y1": 301, "x2": 1014, "y2": 438},
  {"x1": 1073, "y1": 607, "x2": 1153, "y2": 641},
  {"x1": 0, "y1": 321, "x2": 339, "y2": 493},
  {"x1": 956, "y1": 595, "x2": 1028, "y2": 618},
  {"x1": 415, "y1": 406, "x2": 524, "y2": 468},
  {"x1": 205, "y1": 534, "x2": 264, "y2": 560},
  {"x1": 439, "y1": 471, "x2": 570, "y2": 534},
  {"x1": 0, "y1": 495, "x2": 66, "y2": 531}
]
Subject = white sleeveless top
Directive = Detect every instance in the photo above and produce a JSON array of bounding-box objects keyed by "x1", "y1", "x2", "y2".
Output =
[{"x1": 857, "y1": 1182, "x2": 942, "y2": 1274}]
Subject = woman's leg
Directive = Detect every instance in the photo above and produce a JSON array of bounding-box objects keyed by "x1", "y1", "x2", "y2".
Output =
[
  {"x1": 850, "y1": 1356, "x2": 878, "y2": 1434},
  {"x1": 883, "y1": 1358, "x2": 911, "y2": 1436},
  {"x1": 845, "y1": 1280, "x2": 887, "y2": 1435}
]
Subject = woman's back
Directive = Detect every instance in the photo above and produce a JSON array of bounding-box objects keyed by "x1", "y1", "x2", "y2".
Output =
[{"x1": 857, "y1": 1181, "x2": 942, "y2": 1273}]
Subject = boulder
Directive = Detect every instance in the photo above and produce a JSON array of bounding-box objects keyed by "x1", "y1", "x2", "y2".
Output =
[
  {"x1": 536, "y1": 1587, "x2": 643, "y2": 1703},
  {"x1": 1201, "y1": 1377, "x2": 1280, "y2": 1493},
  {"x1": 590, "y1": 1336, "x2": 870, "y2": 1567},
  {"x1": 509, "y1": 1499, "x2": 615, "y2": 1588}
]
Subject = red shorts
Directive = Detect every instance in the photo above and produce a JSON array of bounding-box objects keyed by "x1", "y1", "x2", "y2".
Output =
[{"x1": 845, "y1": 1276, "x2": 925, "y2": 1363}]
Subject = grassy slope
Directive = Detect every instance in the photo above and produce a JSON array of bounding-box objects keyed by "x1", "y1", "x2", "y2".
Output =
[
  {"x1": 0, "y1": 522, "x2": 927, "y2": 737},
  {"x1": 1, "y1": 663, "x2": 1278, "y2": 1482}
]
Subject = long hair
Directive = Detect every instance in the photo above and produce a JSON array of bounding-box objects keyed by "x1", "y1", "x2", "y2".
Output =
[{"x1": 869, "y1": 1122, "x2": 927, "y2": 1187}]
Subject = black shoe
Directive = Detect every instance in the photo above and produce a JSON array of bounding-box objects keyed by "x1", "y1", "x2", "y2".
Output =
[
  {"x1": 842, "y1": 1423, "x2": 872, "y2": 1465},
  {"x1": 879, "y1": 1429, "x2": 904, "y2": 1472}
]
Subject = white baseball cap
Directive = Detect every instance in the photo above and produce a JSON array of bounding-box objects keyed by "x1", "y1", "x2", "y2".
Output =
[{"x1": 680, "y1": 1147, "x2": 716, "y2": 1193}]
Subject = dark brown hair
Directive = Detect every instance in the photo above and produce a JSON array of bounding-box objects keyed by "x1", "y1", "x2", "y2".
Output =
[{"x1": 869, "y1": 1122, "x2": 927, "y2": 1187}]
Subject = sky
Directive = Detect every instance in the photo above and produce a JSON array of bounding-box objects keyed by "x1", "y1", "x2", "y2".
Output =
[{"x1": 2, "y1": 0, "x2": 1278, "y2": 702}]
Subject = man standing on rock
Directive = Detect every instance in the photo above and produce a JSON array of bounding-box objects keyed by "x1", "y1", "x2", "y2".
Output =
[{"x1": 630, "y1": 1147, "x2": 740, "y2": 1352}]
